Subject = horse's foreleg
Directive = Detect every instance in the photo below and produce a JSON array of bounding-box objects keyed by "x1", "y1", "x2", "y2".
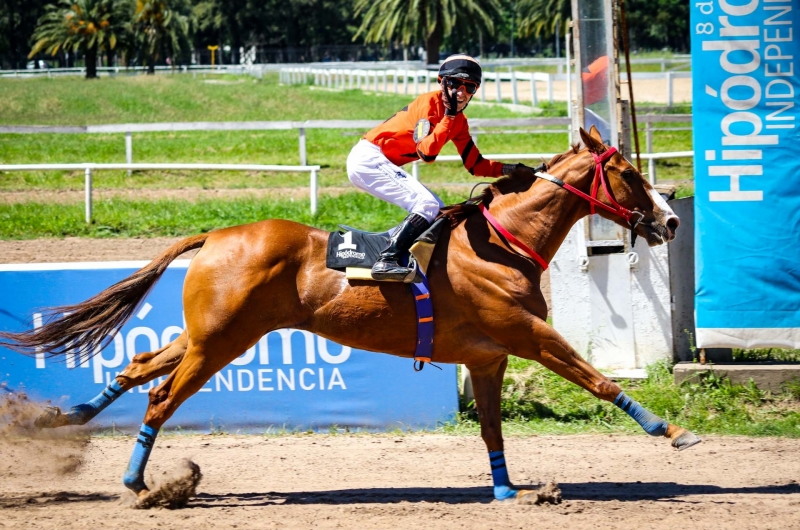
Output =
[
  {"x1": 35, "y1": 332, "x2": 189, "y2": 429},
  {"x1": 468, "y1": 356, "x2": 520, "y2": 501},
  {"x1": 516, "y1": 318, "x2": 700, "y2": 450},
  {"x1": 123, "y1": 338, "x2": 238, "y2": 497}
]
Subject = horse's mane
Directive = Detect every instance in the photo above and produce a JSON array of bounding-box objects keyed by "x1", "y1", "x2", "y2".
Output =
[{"x1": 438, "y1": 144, "x2": 581, "y2": 228}]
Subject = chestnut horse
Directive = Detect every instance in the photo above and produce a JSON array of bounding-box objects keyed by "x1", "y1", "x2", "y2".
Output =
[{"x1": 0, "y1": 127, "x2": 698, "y2": 504}]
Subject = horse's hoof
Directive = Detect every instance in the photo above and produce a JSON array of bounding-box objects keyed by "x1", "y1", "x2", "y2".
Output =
[
  {"x1": 672, "y1": 430, "x2": 702, "y2": 451},
  {"x1": 34, "y1": 406, "x2": 64, "y2": 429}
]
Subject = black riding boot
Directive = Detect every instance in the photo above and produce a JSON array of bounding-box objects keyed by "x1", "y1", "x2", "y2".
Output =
[{"x1": 371, "y1": 213, "x2": 431, "y2": 282}]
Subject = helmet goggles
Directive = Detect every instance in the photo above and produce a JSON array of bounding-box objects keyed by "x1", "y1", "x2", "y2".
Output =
[{"x1": 444, "y1": 77, "x2": 478, "y2": 94}]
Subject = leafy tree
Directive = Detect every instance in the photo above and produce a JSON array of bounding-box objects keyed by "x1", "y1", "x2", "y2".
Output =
[
  {"x1": 133, "y1": 0, "x2": 191, "y2": 73},
  {"x1": 354, "y1": 0, "x2": 503, "y2": 65},
  {"x1": 517, "y1": 0, "x2": 570, "y2": 40},
  {"x1": 0, "y1": 0, "x2": 50, "y2": 69},
  {"x1": 28, "y1": 0, "x2": 132, "y2": 78}
]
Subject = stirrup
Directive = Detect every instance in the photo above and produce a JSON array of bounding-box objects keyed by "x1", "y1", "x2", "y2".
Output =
[{"x1": 371, "y1": 257, "x2": 421, "y2": 283}]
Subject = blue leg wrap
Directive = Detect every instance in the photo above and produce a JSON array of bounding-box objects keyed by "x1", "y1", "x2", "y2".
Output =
[
  {"x1": 614, "y1": 391, "x2": 668, "y2": 436},
  {"x1": 488, "y1": 450, "x2": 518, "y2": 500},
  {"x1": 123, "y1": 423, "x2": 159, "y2": 493},
  {"x1": 66, "y1": 379, "x2": 124, "y2": 425}
]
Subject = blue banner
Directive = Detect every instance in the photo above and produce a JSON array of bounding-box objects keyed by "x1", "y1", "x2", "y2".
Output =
[
  {"x1": 0, "y1": 262, "x2": 458, "y2": 432},
  {"x1": 691, "y1": 0, "x2": 800, "y2": 348}
]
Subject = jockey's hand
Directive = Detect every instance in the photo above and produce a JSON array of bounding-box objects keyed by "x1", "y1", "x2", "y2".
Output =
[
  {"x1": 502, "y1": 163, "x2": 541, "y2": 176},
  {"x1": 443, "y1": 80, "x2": 459, "y2": 117}
]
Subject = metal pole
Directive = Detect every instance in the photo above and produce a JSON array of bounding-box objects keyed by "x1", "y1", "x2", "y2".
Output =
[
  {"x1": 84, "y1": 167, "x2": 93, "y2": 223},
  {"x1": 310, "y1": 169, "x2": 318, "y2": 215},
  {"x1": 411, "y1": 161, "x2": 419, "y2": 181},
  {"x1": 299, "y1": 127, "x2": 307, "y2": 166},
  {"x1": 125, "y1": 132, "x2": 133, "y2": 177}
]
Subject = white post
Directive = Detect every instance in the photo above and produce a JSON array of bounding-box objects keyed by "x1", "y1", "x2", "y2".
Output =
[
  {"x1": 84, "y1": 167, "x2": 93, "y2": 223},
  {"x1": 415, "y1": 71, "x2": 419, "y2": 95},
  {"x1": 411, "y1": 161, "x2": 419, "y2": 181},
  {"x1": 530, "y1": 75, "x2": 538, "y2": 107},
  {"x1": 404, "y1": 69, "x2": 408, "y2": 94},
  {"x1": 299, "y1": 127, "x2": 307, "y2": 166},
  {"x1": 495, "y1": 72, "x2": 502, "y2": 102},
  {"x1": 480, "y1": 74, "x2": 487, "y2": 102},
  {"x1": 646, "y1": 121, "x2": 656, "y2": 184},
  {"x1": 374, "y1": 71, "x2": 379, "y2": 93},
  {"x1": 349, "y1": 70, "x2": 353, "y2": 89},
  {"x1": 125, "y1": 131, "x2": 133, "y2": 177},
  {"x1": 667, "y1": 71, "x2": 674, "y2": 107},
  {"x1": 394, "y1": 71, "x2": 399, "y2": 94},
  {"x1": 547, "y1": 73, "x2": 553, "y2": 103},
  {"x1": 511, "y1": 69, "x2": 518, "y2": 105},
  {"x1": 565, "y1": 31, "x2": 572, "y2": 117},
  {"x1": 425, "y1": 71, "x2": 430, "y2": 92},
  {"x1": 383, "y1": 71, "x2": 387, "y2": 93},
  {"x1": 310, "y1": 169, "x2": 318, "y2": 215}
]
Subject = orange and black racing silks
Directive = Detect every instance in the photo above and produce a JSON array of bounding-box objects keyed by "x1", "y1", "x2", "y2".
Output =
[{"x1": 363, "y1": 90, "x2": 504, "y2": 177}]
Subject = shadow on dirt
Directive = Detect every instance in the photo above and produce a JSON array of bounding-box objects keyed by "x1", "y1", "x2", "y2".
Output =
[{"x1": 188, "y1": 481, "x2": 800, "y2": 507}]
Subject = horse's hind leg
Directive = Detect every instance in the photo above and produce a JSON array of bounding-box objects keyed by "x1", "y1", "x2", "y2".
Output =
[
  {"x1": 35, "y1": 332, "x2": 189, "y2": 429},
  {"x1": 512, "y1": 317, "x2": 701, "y2": 450}
]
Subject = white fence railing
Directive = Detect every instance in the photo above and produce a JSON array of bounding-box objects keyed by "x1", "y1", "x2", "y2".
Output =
[
  {"x1": 0, "y1": 163, "x2": 321, "y2": 222},
  {"x1": 280, "y1": 67, "x2": 693, "y2": 107},
  {"x1": 0, "y1": 115, "x2": 692, "y2": 182}
]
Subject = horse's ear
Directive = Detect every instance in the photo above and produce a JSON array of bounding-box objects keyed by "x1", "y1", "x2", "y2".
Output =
[{"x1": 579, "y1": 127, "x2": 604, "y2": 153}]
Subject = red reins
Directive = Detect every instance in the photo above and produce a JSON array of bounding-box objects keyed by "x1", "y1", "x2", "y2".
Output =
[{"x1": 480, "y1": 147, "x2": 640, "y2": 270}]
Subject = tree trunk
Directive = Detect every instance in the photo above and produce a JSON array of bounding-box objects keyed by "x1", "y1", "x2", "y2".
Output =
[
  {"x1": 85, "y1": 46, "x2": 98, "y2": 79},
  {"x1": 425, "y1": 21, "x2": 442, "y2": 65}
]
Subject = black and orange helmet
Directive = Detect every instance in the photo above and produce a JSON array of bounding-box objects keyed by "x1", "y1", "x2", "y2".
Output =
[{"x1": 438, "y1": 54, "x2": 482, "y2": 86}]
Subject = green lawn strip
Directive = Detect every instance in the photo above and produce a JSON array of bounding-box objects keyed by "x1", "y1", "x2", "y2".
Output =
[
  {"x1": 0, "y1": 191, "x2": 476, "y2": 238},
  {"x1": 0, "y1": 73, "x2": 525, "y2": 126},
  {"x1": 448, "y1": 359, "x2": 800, "y2": 437}
]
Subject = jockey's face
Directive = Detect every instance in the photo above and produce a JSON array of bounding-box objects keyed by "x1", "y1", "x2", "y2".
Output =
[{"x1": 440, "y1": 78, "x2": 477, "y2": 113}]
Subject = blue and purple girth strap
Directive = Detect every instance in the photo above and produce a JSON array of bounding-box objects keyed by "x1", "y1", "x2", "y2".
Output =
[{"x1": 411, "y1": 274, "x2": 434, "y2": 371}]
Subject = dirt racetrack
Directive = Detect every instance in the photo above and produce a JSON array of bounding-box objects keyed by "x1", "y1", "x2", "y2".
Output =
[
  {"x1": 1, "y1": 432, "x2": 799, "y2": 529},
  {"x1": 1, "y1": 239, "x2": 799, "y2": 528}
]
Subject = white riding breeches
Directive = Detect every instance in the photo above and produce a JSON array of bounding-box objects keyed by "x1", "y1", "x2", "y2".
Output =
[{"x1": 346, "y1": 139, "x2": 444, "y2": 223}]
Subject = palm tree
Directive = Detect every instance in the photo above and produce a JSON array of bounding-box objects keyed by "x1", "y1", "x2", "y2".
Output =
[
  {"x1": 28, "y1": 0, "x2": 132, "y2": 78},
  {"x1": 517, "y1": 0, "x2": 570, "y2": 40},
  {"x1": 133, "y1": 0, "x2": 190, "y2": 74},
  {"x1": 354, "y1": 0, "x2": 503, "y2": 65}
]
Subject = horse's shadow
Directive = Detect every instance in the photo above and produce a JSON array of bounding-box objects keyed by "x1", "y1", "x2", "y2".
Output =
[
  {"x1": 10, "y1": 482, "x2": 799, "y2": 508},
  {"x1": 189, "y1": 481, "x2": 800, "y2": 508}
]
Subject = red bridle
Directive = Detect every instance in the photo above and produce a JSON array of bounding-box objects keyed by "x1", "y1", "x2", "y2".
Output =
[{"x1": 480, "y1": 147, "x2": 643, "y2": 270}]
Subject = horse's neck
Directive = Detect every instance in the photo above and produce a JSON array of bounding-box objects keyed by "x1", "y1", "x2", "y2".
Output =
[{"x1": 490, "y1": 158, "x2": 593, "y2": 265}]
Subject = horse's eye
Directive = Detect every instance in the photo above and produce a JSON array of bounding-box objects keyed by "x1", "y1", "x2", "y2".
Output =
[{"x1": 621, "y1": 169, "x2": 634, "y2": 180}]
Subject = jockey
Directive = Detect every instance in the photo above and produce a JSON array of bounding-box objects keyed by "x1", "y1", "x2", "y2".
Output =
[{"x1": 347, "y1": 54, "x2": 523, "y2": 282}]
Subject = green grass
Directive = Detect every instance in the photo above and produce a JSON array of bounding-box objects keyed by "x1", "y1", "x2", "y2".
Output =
[
  {"x1": 445, "y1": 359, "x2": 800, "y2": 437},
  {"x1": 0, "y1": 73, "x2": 693, "y2": 193},
  {"x1": 0, "y1": 191, "x2": 478, "y2": 238}
]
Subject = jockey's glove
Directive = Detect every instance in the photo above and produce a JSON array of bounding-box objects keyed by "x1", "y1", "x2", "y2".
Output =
[{"x1": 444, "y1": 86, "x2": 459, "y2": 117}]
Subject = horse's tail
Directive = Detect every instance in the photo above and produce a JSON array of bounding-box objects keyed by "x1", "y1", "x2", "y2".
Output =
[{"x1": 0, "y1": 233, "x2": 210, "y2": 362}]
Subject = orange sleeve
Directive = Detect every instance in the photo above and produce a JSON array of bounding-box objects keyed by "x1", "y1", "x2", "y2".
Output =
[
  {"x1": 414, "y1": 98, "x2": 457, "y2": 163},
  {"x1": 451, "y1": 119, "x2": 504, "y2": 177}
]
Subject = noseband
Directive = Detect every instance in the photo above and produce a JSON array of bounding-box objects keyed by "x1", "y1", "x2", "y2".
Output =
[{"x1": 480, "y1": 146, "x2": 644, "y2": 270}]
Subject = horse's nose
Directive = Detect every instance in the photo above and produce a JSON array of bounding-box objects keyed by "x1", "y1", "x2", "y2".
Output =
[{"x1": 666, "y1": 216, "x2": 680, "y2": 240}]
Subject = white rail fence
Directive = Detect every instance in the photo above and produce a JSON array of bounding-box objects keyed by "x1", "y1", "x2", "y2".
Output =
[
  {"x1": 0, "y1": 163, "x2": 321, "y2": 222},
  {"x1": 280, "y1": 67, "x2": 693, "y2": 107},
  {"x1": 0, "y1": 115, "x2": 692, "y2": 182}
]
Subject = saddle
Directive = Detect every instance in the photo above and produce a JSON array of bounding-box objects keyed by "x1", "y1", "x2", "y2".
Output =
[
  {"x1": 325, "y1": 218, "x2": 447, "y2": 282},
  {"x1": 325, "y1": 218, "x2": 447, "y2": 370}
]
